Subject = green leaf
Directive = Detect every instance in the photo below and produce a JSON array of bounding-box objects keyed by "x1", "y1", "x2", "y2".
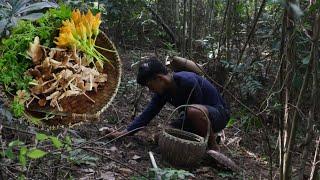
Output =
[
  {"x1": 5, "y1": 148, "x2": 15, "y2": 159},
  {"x1": 14, "y1": 0, "x2": 31, "y2": 12},
  {"x1": 36, "y1": 133, "x2": 48, "y2": 141},
  {"x1": 178, "y1": 173, "x2": 185, "y2": 179},
  {"x1": 50, "y1": 136, "x2": 63, "y2": 149},
  {"x1": 288, "y1": 2, "x2": 303, "y2": 19},
  {"x1": 309, "y1": 1, "x2": 320, "y2": 13},
  {"x1": 165, "y1": 171, "x2": 174, "y2": 178},
  {"x1": 267, "y1": 0, "x2": 282, "y2": 5},
  {"x1": 16, "y1": 2, "x2": 58, "y2": 14},
  {"x1": 20, "y1": 146, "x2": 27, "y2": 155},
  {"x1": 0, "y1": 19, "x2": 8, "y2": 34},
  {"x1": 9, "y1": 140, "x2": 24, "y2": 147},
  {"x1": 226, "y1": 117, "x2": 236, "y2": 128},
  {"x1": 65, "y1": 136, "x2": 72, "y2": 145},
  {"x1": 19, "y1": 153, "x2": 26, "y2": 167},
  {"x1": 19, "y1": 13, "x2": 43, "y2": 21},
  {"x1": 302, "y1": 55, "x2": 310, "y2": 65},
  {"x1": 27, "y1": 149, "x2": 47, "y2": 159},
  {"x1": 18, "y1": 174, "x2": 26, "y2": 180},
  {"x1": 10, "y1": 99, "x2": 25, "y2": 118}
]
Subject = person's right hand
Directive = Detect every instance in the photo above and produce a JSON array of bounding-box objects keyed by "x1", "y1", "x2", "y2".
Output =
[{"x1": 108, "y1": 129, "x2": 128, "y2": 139}]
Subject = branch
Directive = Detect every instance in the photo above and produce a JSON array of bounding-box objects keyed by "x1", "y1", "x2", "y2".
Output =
[
  {"x1": 2, "y1": 125, "x2": 36, "y2": 135},
  {"x1": 144, "y1": 3, "x2": 178, "y2": 45},
  {"x1": 85, "y1": 148, "x2": 147, "y2": 178},
  {"x1": 223, "y1": 0, "x2": 267, "y2": 92}
]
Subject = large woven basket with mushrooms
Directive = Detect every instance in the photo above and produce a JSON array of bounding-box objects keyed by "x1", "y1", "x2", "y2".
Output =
[{"x1": 25, "y1": 10, "x2": 121, "y2": 127}]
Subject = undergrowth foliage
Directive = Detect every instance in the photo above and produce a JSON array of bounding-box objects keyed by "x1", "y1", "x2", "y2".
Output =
[{"x1": 0, "y1": 5, "x2": 72, "y2": 117}]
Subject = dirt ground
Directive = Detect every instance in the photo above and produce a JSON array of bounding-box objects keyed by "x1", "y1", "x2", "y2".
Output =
[
  {"x1": 67, "y1": 52, "x2": 275, "y2": 180},
  {"x1": 0, "y1": 51, "x2": 284, "y2": 180}
]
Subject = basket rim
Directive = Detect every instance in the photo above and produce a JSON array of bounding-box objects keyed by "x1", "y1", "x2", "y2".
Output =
[
  {"x1": 25, "y1": 31, "x2": 122, "y2": 128},
  {"x1": 162, "y1": 127, "x2": 206, "y2": 146},
  {"x1": 164, "y1": 105, "x2": 211, "y2": 144}
]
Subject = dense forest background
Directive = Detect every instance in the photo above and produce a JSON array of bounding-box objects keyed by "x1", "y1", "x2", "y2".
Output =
[{"x1": 0, "y1": 0, "x2": 319, "y2": 179}]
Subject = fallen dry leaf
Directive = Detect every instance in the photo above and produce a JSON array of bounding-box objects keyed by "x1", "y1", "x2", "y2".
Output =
[
  {"x1": 118, "y1": 168, "x2": 132, "y2": 175},
  {"x1": 99, "y1": 171, "x2": 115, "y2": 180}
]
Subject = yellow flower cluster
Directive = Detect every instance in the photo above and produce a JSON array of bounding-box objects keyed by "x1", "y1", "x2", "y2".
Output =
[
  {"x1": 54, "y1": 9, "x2": 113, "y2": 70},
  {"x1": 55, "y1": 9, "x2": 101, "y2": 48}
]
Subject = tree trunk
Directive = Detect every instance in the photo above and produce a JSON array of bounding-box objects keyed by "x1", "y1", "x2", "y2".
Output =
[
  {"x1": 188, "y1": 0, "x2": 193, "y2": 57},
  {"x1": 299, "y1": 11, "x2": 320, "y2": 180},
  {"x1": 181, "y1": 0, "x2": 187, "y2": 57},
  {"x1": 174, "y1": 0, "x2": 179, "y2": 33},
  {"x1": 209, "y1": 0, "x2": 215, "y2": 36},
  {"x1": 225, "y1": 0, "x2": 232, "y2": 61},
  {"x1": 216, "y1": 0, "x2": 230, "y2": 62},
  {"x1": 282, "y1": 1, "x2": 307, "y2": 178},
  {"x1": 279, "y1": 9, "x2": 287, "y2": 180}
]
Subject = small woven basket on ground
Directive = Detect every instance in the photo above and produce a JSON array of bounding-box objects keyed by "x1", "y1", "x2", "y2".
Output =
[
  {"x1": 26, "y1": 32, "x2": 121, "y2": 128},
  {"x1": 159, "y1": 105, "x2": 210, "y2": 167}
]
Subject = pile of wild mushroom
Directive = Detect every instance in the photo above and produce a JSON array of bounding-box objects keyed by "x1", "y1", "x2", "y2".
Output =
[{"x1": 26, "y1": 36, "x2": 107, "y2": 111}]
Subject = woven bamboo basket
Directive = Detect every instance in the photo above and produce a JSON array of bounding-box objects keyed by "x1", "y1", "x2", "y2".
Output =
[
  {"x1": 159, "y1": 105, "x2": 210, "y2": 167},
  {"x1": 26, "y1": 32, "x2": 122, "y2": 128}
]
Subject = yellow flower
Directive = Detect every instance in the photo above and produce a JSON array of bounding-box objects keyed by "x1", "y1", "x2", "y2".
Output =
[
  {"x1": 83, "y1": 10, "x2": 93, "y2": 38},
  {"x1": 91, "y1": 12, "x2": 101, "y2": 36},
  {"x1": 60, "y1": 20, "x2": 79, "y2": 40},
  {"x1": 75, "y1": 22, "x2": 87, "y2": 41},
  {"x1": 71, "y1": 9, "x2": 81, "y2": 25},
  {"x1": 83, "y1": 21, "x2": 92, "y2": 39},
  {"x1": 54, "y1": 9, "x2": 112, "y2": 70},
  {"x1": 54, "y1": 29, "x2": 79, "y2": 48}
]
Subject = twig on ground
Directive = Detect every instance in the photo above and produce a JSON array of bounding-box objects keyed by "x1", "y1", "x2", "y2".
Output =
[
  {"x1": 85, "y1": 148, "x2": 147, "y2": 178},
  {"x1": 2, "y1": 125, "x2": 36, "y2": 135}
]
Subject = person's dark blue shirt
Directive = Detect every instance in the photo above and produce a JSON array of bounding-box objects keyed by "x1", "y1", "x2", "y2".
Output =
[{"x1": 127, "y1": 71, "x2": 228, "y2": 132}]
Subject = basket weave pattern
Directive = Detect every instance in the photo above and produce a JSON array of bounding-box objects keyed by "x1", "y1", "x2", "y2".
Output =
[
  {"x1": 159, "y1": 128, "x2": 207, "y2": 167},
  {"x1": 158, "y1": 105, "x2": 210, "y2": 167},
  {"x1": 27, "y1": 32, "x2": 122, "y2": 127}
]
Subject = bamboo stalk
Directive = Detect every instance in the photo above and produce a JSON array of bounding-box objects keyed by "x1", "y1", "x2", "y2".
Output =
[
  {"x1": 309, "y1": 136, "x2": 320, "y2": 180},
  {"x1": 149, "y1": 151, "x2": 161, "y2": 180}
]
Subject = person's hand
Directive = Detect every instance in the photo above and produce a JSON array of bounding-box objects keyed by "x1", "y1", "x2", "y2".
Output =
[
  {"x1": 99, "y1": 127, "x2": 128, "y2": 139},
  {"x1": 108, "y1": 130, "x2": 128, "y2": 139}
]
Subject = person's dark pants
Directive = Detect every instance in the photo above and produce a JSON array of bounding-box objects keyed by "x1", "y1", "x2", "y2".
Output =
[{"x1": 169, "y1": 105, "x2": 230, "y2": 135}]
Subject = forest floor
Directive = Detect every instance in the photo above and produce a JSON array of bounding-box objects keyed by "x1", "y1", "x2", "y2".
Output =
[
  {"x1": 0, "y1": 52, "x2": 284, "y2": 180},
  {"x1": 68, "y1": 52, "x2": 275, "y2": 180}
]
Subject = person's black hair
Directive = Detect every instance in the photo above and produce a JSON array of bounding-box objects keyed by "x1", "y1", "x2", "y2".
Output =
[{"x1": 137, "y1": 57, "x2": 168, "y2": 86}]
